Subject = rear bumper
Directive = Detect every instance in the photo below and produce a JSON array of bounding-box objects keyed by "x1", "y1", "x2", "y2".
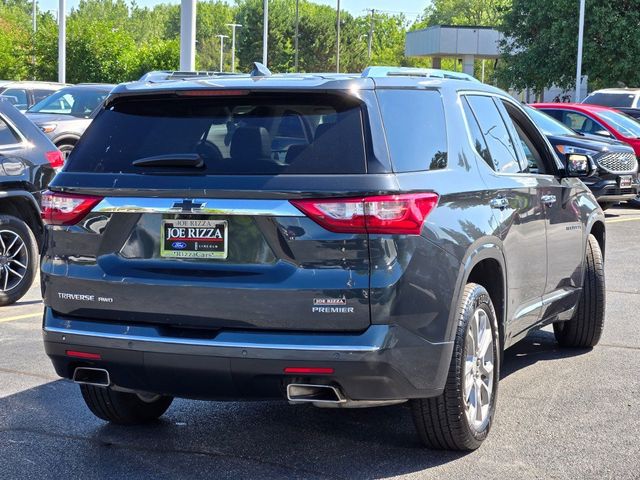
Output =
[{"x1": 43, "y1": 308, "x2": 453, "y2": 401}]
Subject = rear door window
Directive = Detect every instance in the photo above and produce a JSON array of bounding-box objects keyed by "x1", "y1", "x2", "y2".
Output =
[
  {"x1": 65, "y1": 93, "x2": 367, "y2": 175},
  {"x1": 377, "y1": 89, "x2": 447, "y2": 172},
  {"x1": 466, "y1": 95, "x2": 521, "y2": 173},
  {"x1": 462, "y1": 97, "x2": 492, "y2": 169}
]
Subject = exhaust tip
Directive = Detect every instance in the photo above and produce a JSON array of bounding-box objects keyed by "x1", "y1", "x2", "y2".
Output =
[
  {"x1": 73, "y1": 367, "x2": 111, "y2": 387},
  {"x1": 286, "y1": 383, "x2": 346, "y2": 404}
]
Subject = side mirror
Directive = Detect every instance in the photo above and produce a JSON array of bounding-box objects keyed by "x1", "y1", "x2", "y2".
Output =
[
  {"x1": 563, "y1": 153, "x2": 594, "y2": 177},
  {"x1": 593, "y1": 129, "x2": 612, "y2": 138}
]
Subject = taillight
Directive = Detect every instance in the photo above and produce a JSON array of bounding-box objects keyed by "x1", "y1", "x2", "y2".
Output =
[
  {"x1": 45, "y1": 150, "x2": 64, "y2": 170},
  {"x1": 41, "y1": 190, "x2": 103, "y2": 225},
  {"x1": 290, "y1": 193, "x2": 439, "y2": 235}
]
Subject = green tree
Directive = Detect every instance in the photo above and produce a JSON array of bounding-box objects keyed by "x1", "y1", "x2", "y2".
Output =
[
  {"x1": 0, "y1": 5, "x2": 30, "y2": 80},
  {"x1": 417, "y1": 0, "x2": 511, "y2": 27},
  {"x1": 499, "y1": 0, "x2": 640, "y2": 92}
]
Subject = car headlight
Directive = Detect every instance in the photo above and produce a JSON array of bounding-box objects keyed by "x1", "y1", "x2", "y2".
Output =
[
  {"x1": 555, "y1": 145, "x2": 598, "y2": 156},
  {"x1": 38, "y1": 123, "x2": 57, "y2": 134}
]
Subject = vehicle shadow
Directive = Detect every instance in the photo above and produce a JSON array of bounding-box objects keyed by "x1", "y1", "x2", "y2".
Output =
[
  {"x1": 0, "y1": 330, "x2": 593, "y2": 479},
  {"x1": 501, "y1": 328, "x2": 591, "y2": 379},
  {"x1": 1, "y1": 380, "x2": 471, "y2": 479}
]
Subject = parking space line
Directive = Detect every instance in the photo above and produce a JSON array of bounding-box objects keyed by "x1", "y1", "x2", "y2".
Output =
[
  {"x1": 606, "y1": 217, "x2": 640, "y2": 224},
  {"x1": 0, "y1": 312, "x2": 41, "y2": 323}
]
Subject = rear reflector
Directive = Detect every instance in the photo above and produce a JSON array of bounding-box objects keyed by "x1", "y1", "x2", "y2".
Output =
[
  {"x1": 66, "y1": 350, "x2": 102, "y2": 360},
  {"x1": 41, "y1": 190, "x2": 103, "y2": 226},
  {"x1": 45, "y1": 150, "x2": 64, "y2": 169},
  {"x1": 284, "y1": 367, "x2": 334, "y2": 375},
  {"x1": 290, "y1": 193, "x2": 439, "y2": 235}
]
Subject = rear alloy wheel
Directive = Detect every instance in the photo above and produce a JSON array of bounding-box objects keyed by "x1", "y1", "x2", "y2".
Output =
[
  {"x1": 553, "y1": 234, "x2": 605, "y2": 348},
  {"x1": 411, "y1": 283, "x2": 500, "y2": 450},
  {"x1": 80, "y1": 384, "x2": 173, "y2": 425},
  {"x1": 57, "y1": 142, "x2": 75, "y2": 160},
  {"x1": 0, "y1": 215, "x2": 38, "y2": 306}
]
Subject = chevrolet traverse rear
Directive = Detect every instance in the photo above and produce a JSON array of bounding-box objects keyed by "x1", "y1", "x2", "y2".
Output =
[{"x1": 41, "y1": 66, "x2": 606, "y2": 450}]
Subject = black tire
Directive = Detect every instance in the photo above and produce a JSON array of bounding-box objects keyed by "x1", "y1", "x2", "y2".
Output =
[
  {"x1": 411, "y1": 283, "x2": 500, "y2": 451},
  {"x1": 0, "y1": 215, "x2": 38, "y2": 307},
  {"x1": 553, "y1": 234, "x2": 605, "y2": 348},
  {"x1": 56, "y1": 142, "x2": 75, "y2": 160},
  {"x1": 80, "y1": 384, "x2": 173, "y2": 425}
]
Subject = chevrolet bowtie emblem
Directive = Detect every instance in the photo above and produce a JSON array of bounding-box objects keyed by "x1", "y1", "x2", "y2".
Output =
[{"x1": 171, "y1": 199, "x2": 205, "y2": 212}]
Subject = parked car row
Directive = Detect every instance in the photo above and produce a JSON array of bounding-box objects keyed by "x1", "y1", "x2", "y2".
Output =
[{"x1": 529, "y1": 99, "x2": 640, "y2": 208}]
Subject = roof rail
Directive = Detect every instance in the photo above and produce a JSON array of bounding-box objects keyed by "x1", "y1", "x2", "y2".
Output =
[
  {"x1": 139, "y1": 70, "x2": 232, "y2": 82},
  {"x1": 361, "y1": 66, "x2": 480, "y2": 82}
]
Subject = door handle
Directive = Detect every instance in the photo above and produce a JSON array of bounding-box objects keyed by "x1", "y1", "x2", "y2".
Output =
[
  {"x1": 541, "y1": 194, "x2": 557, "y2": 207},
  {"x1": 489, "y1": 197, "x2": 509, "y2": 209}
]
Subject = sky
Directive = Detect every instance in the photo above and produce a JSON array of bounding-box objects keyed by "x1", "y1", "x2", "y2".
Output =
[{"x1": 37, "y1": 0, "x2": 428, "y2": 21}]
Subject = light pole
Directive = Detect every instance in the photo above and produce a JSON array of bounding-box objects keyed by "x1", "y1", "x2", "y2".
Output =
[
  {"x1": 180, "y1": 0, "x2": 196, "y2": 71},
  {"x1": 366, "y1": 8, "x2": 375, "y2": 59},
  {"x1": 32, "y1": 0, "x2": 37, "y2": 32},
  {"x1": 575, "y1": 0, "x2": 586, "y2": 101},
  {"x1": 262, "y1": 0, "x2": 268, "y2": 65},
  {"x1": 294, "y1": 0, "x2": 299, "y2": 72},
  {"x1": 226, "y1": 23, "x2": 242, "y2": 73},
  {"x1": 216, "y1": 34, "x2": 229, "y2": 73},
  {"x1": 58, "y1": 0, "x2": 65, "y2": 83},
  {"x1": 336, "y1": 0, "x2": 341, "y2": 73}
]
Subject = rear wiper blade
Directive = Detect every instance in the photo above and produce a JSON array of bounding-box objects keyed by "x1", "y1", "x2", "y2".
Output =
[{"x1": 132, "y1": 154, "x2": 204, "y2": 168}]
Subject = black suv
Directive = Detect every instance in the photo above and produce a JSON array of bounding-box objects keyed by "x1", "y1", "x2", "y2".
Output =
[
  {"x1": 0, "y1": 99, "x2": 58, "y2": 305},
  {"x1": 525, "y1": 106, "x2": 639, "y2": 209},
  {"x1": 41, "y1": 66, "x2": 606, "y2": 451}
]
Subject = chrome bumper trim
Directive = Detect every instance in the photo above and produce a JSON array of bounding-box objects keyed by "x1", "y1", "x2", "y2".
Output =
[
  {"x1": 43, "y1": 319, "x2": 385, "y2": 353},
  {"x1": 92, "y1": 197, "x2": 304, "y2": 217}
]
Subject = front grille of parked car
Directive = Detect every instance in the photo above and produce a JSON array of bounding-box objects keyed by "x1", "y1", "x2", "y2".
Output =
[
  {"x1": 593, "y1": 152, "x2": 638, "y2": 173},
  {"x1": 604, "y1": 188, "x2": 635, "y2": 195}
]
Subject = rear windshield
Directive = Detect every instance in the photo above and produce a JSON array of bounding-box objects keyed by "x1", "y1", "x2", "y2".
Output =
[
  {"x1": 65, "y1": 93, "x2": 367, "y2": 175},
  {"x1": 583, "y1": 92, "x2": 636, "y2": 108}
]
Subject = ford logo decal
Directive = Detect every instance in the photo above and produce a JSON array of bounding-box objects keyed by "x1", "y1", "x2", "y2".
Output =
[{"x1": 172, "y1": 241, "x2": 187, "y2": 249}]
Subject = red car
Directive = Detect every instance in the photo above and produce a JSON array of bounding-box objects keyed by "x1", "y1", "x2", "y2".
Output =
[{"x1": 532, "y1": 103, "x2": 640, "y2": 156}]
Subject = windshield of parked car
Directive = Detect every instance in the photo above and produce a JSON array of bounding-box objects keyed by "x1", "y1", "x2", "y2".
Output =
[
  {"x1": 597, "y1": 109, "x2": 640, "y2": 138},
  {"x1": 525, "y1": 106, "x2": 576, "y2": 136},
  {"x1": 27, "y1": 88, "x2": 109, "y2": 118},
  {"x1": 583, "y1": 92, "x2": 636, "y2": 108}
]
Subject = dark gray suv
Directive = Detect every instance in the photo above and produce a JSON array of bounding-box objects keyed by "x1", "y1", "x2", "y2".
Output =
[{"x1": 40, "y1": 66, "x2": 606, "y2": 451}]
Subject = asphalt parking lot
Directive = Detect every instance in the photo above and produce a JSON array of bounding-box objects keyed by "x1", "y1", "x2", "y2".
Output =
[{"x1": 1, "y1": 206, "x2": 639, "y2": 479}]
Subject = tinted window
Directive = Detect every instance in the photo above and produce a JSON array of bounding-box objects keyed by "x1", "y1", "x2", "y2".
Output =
[
  {"x1": 2, "y1": 88, "x2": 28, "y2": 109},
  {"x1": 466, "y1": 95, "x2": 521, "y2": 173},
  {"x1": 462, "y1": 97, "x2": 492, "y2": 168},
  {"x1": 525, "y1": 106, "x2": 575, "y2": 136},
  {"x1": 583, "y1": 92, "x2": 635, "y2": 108},
  {"x1": 33, "y1": 89, "x2": 57, "y2": 103},
  {"x1": 28, "y1": 87, "x2": 108, "y2": 118},
  {"x1": 377, "y1": 89, "x2": 447, "y2": 172},
  {"x1": 66, "y1": 94, "x2": 367, "y2": 175},
  {"x1": 0, "y1": 117, "x2": 20, "y2": 145}
]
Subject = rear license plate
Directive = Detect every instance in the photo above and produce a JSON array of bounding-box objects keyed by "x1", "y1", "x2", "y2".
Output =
[
  {"x1": 619, "y1": 175, "x2": 633, "y2": 188},
  {"x1": 161, "y1": 219, "x2": 228, "y2": 259}
]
